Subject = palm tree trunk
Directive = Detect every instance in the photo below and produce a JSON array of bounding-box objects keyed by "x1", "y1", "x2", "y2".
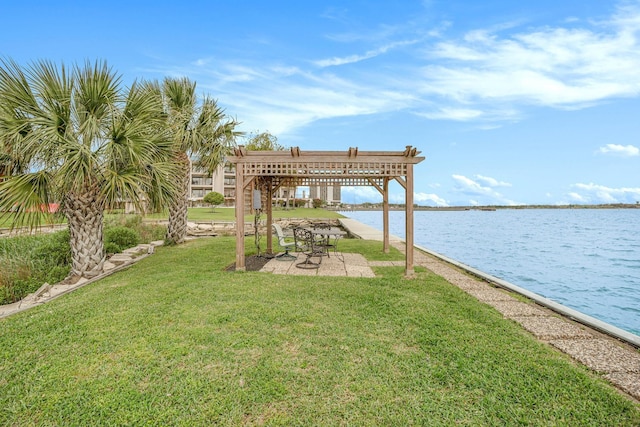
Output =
[
  {"x1": 63, "y1": 186, "x2": 105, "y2": 278},
  {"x1": 166, "y1": 152, "x2": 190, "y2": 244}
]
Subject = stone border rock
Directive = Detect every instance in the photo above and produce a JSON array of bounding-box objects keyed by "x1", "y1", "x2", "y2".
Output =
[{"x1": 0, "y1": 240, "x2": 165, "y2": 319}]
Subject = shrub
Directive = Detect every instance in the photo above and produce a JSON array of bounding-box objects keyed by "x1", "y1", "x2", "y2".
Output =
[
  {"x1": 203, "y1": 192, "x2": 224, "y2": 211},
  {"x1": 0, "y1": 231, "x2": 71, "y2": 305},
  {"x1": 32, "y1": 229, "x2": 71, "y2": 267},
  {"x1": 104, "y1": 213, "x2": 143, "y2": 229},
  {"x1": 104, "y1": 226, "x2": 140, "y2": 253},
  {"x1": 137, "y1": 223, "x2": 166, "y2": 243},
  {"x1": 103, "y1": 242, "x2": 122, "y2": 255}
]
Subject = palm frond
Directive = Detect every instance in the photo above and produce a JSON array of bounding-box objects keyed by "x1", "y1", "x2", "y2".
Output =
[
  {"x1": 194, "y1": 98, "x2": 242, "y2": 174},
  {"x1": 73, "y1": 60, "x2": 120, "y2": 148},
  {"x1": 0, "y1": 171, "x2": 57, "y2": 229},
  {"x1": 137, "y1": 160, "x2": 181, "y2": 213},
  {"x1": 102, "y1": 168, "x2": 145, "y2": 211},
  {"x1": 163, "y1": 77, "x2": 198, "y2": 152},
  {"x1": 28, "y1": 60, "x2": 73, "y2": 148}
]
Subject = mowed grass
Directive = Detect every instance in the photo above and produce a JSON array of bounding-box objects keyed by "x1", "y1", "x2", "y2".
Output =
[
  {"x1": 144, "y1": 207, "x2": 345, "y2": 222},
  {"x1": 1, "y1": 207, "x2": 342, "y2": 228},
  {"x1": 1, "y1": 237, "x2": 638, "y2": 426}
]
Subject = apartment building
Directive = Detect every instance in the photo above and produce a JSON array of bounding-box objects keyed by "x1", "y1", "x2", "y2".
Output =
[
  {"x1": 188, "y1": 161, "x2": 341, "y2": 207},
  {"x1": 309, "y1": 182, "x2": 342, "y2": 206}
]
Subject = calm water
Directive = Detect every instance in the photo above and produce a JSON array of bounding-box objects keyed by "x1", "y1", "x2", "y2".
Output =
[{"x1": 343, "y1": 209, "x2": 640, "y2": 336}]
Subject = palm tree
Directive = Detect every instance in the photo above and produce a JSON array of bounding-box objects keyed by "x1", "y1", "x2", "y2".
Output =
[
  {"x1": 0, "y1": 59, "x2": 178, "y2": 278},
  {"x1": 162, "y1": 77, "x2": 240, "y2": 244}
]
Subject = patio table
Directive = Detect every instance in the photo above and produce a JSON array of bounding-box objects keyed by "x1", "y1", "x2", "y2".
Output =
[{"x1": 306, "y1": 227, "x2": 347, "y2": 260}]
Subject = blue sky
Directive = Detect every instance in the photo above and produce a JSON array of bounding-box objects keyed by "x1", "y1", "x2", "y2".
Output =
[{"x1": 2, "y1": 0, "x2": 640, "y2": 206}]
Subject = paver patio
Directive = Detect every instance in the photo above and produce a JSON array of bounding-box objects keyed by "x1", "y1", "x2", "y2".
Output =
[{"x1": 260, "y1": 252, "x2": 376, "y2": 277}]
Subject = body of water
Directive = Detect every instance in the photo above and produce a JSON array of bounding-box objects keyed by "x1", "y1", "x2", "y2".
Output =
[{"x1": 342, "y1": 209, "x2": 640, "y2": 336}]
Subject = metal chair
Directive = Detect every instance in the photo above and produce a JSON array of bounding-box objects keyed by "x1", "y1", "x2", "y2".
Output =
[
  {"x1": 312, "y1": 222, "x2": 334, "y2": 256},
  {"x1": 272, "y1": 224, "x2": 296, "y2": 260},
  {"x1": 293, "y1": 227, "x2": 324, "y2": 269}
]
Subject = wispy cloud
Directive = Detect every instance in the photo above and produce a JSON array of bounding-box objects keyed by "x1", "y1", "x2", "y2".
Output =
[
  {"x1": 416, "y1": 107, "x2": 484, "y2": 121},
  {"x1": 598, "y1": 143, "x2": 640, "y2": 156},
  {"x1": 414, "y1": 2, "x2": 640, "y2": 119},
  {"x1": 475, "y1": 174, "x2": 512, "y2": 187},
  {"x1": 314, "y1": 39, "x2": 419, "y2": 67},
  {"x1": 567, "y1": 192, "x2": 589, "y2": 203},
  {"x1": 151, "y1": 2, "x2": 640, "y2": 135},
  {"x1": 194, "y1": 63, "x2": 416, "y2": 135}
]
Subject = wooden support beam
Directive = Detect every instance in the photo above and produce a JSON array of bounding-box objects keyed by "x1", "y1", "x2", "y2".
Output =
[
  {"x1": 266, "y1": 178, "x2": 273, "y2": 255},
  {"x1": 243, "y1": 175, "x2": 255, "y2": 190},
  {"x1": 405, "y1": 164, "x2": 415, "y2": 277},
  {"x1": 235, "y1": 161, "x2": 246, "y2": 271},
  {"x1": 383, "y1": 178, "x2": 390, "y2": 254},
  {"x1": 366, "y1": 177, "x2": 384, "y2": 194}
]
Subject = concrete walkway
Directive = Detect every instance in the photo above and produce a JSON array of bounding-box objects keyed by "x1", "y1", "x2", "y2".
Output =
[
  {"x1": 338, "y1": 218, "x2": 404, "y2": 242},
  {"x1": 336, "y1": 219, "x2": 640, "y2": 402}
]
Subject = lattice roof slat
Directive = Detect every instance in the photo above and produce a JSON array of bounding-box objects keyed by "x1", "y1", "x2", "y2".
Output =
[{"x1": 228, "y1": 146, "x2": 423, "y2": 185}]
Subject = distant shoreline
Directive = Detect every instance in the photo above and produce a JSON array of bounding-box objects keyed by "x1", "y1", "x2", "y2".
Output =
[{"x1": 335, "y1": 203, "x2": 640, "y2": 212}]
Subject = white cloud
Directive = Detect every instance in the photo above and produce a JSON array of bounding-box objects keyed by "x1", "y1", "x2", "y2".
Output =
[
  {"x1": 598, "y1": 143, "x2": 640, "y2": 156},
  {"x1": 474, "y1": 174, "x2": 512, "y2": 187},
  {"x1": 416, "y1": 3, "x2": 640, "y2": 116},
  {"x1": 340, "y1": 186, "x2": 448, "y2": 206},
  {"x1": 569, "y1": 182, "x2": 640, "y2": 203},
  {"x1": 414, "y1": 192, "x2": 449, "y2": 206},
  {"x1": 416, "y1": 107, "x2": 484, "y2": 121},
  {"x1": 314, "y1": 39, "x2": 420, "y2": 67},
  {"x1": 452, "y1": 174, "x2": 517, "y2": 205},
  {"x1": 202, "y1": 69, "x2": 414, "y2": 135},
  {"x1": 568, "y1": 192, "x2": 588, "y2": 202},
  {"x1": 341, "y1": 187, "x2": 383, "y2": 204}
]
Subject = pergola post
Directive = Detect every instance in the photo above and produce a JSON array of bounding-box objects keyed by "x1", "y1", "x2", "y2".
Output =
[
  {"x1": 266, "y1": 179, "x2": 273, "y2": 255},
  {"x1": 405, "y1": 163, "x2": 415, "y2": 276},
  {"x1": 383, "y1": 178, "x2": 390, "y2": 254},
  {"x1": 234, "y1": 160, "x2": 245, "y2": 271}
]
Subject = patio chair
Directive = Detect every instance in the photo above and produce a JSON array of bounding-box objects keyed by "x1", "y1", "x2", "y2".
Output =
[
  {"x1": 312, "y1": 222, "x2": 334, "y2": 256},
  {"x1": 293, "y1": 227, "x2": 324, "y2": 269},
  {"x1": 272, "y1": 224, "x2": 296, "y2": 260}
]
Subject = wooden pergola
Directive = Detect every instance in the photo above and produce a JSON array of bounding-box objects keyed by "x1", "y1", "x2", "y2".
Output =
[{"x1": 227, "y1": 146, "x2": 425, "y2": 276}]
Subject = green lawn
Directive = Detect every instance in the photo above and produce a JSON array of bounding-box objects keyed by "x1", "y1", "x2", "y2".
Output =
[
  {"x1": 143, "y1": 207, "x2": 345, "y2": 222},
  {"x1": 1, "y1": 208, "x2": 342, "y2": 228},
  {"x1": 1, "y1": 237, "x2": 638, "y2": 425},
  {"x1": 0, "y1": 212, "x2": 65, "y2": 229}
]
